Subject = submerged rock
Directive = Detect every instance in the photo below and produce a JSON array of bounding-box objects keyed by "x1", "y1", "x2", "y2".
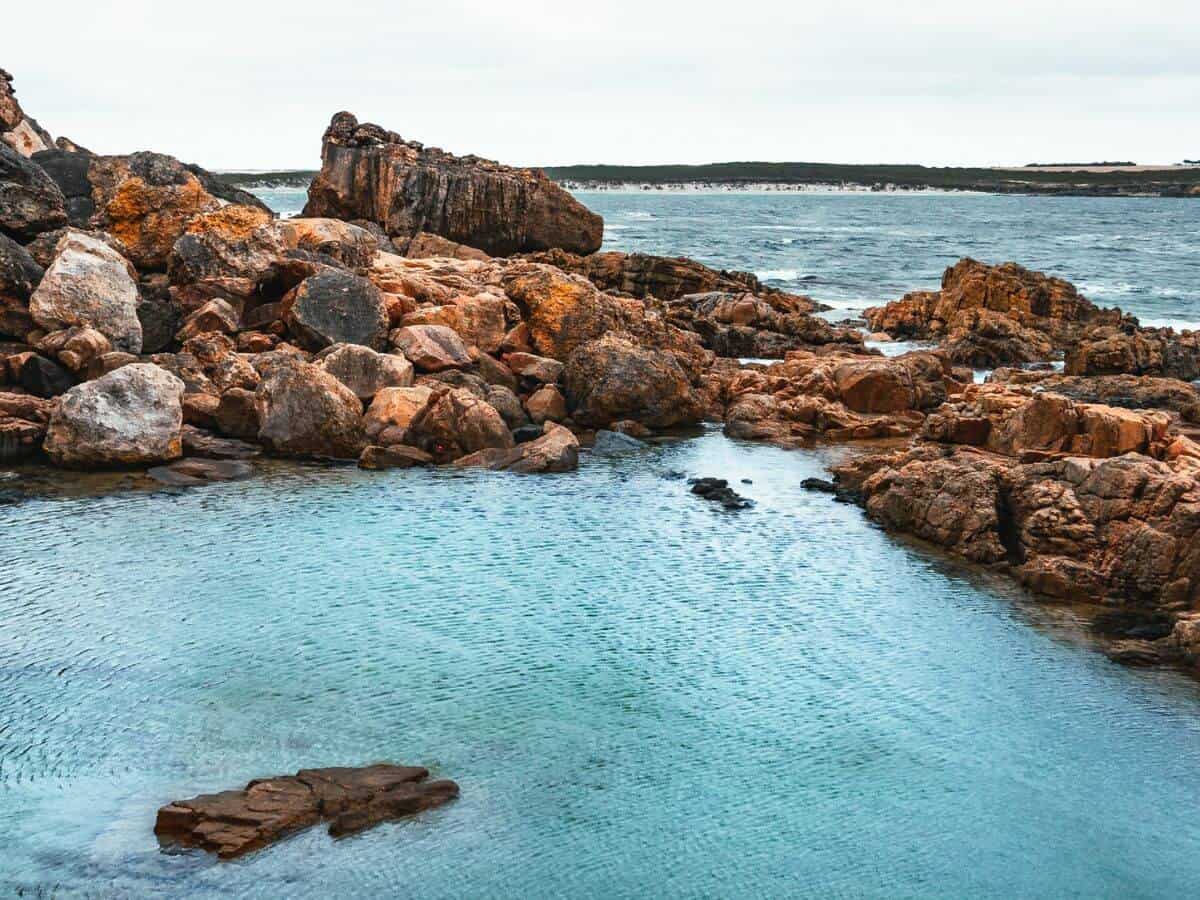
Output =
[
  {"x1": 591, "y1": 429, "x2": 647, "y2": 455},
  {"x1": 154, "y1": 763, "x2": 459, "y2": 860},
  {"x1": 303, "y1": 111, "x2": 602, "y2": 256},
  {"x1": 689, "y1": 477, "x2": 753, "y2": 510},
  {"x1": 44, "y1": 363, "x2": 184, "y2": 467},
  {"x1": 147, "y1": 458, "x2": 253, "y2": 486}
]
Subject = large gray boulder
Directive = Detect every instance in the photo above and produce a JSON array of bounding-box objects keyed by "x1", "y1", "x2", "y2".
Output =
[
  {"x1": 44, "y1": 363, "x2": 184, "y2": 467},
  {"x1": 29, "y1": 230, "x2": 142, "y2": 352},
  {"x1": 255, "y1": 357, "x2": 367, "y2": 459},
  {"x1": 317, "y1": 342, "x2": 413, "y2": 400}
]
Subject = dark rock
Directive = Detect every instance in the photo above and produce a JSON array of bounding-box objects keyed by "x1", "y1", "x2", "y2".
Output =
[
  {"x1": 0, "y1": 231, "x2": 43, "y2": 301},
  {"x1": 0, "y1": 142, "x2": 68, "y2": 240},
  {"x1": 286, "y1": 269, "x2": 389, "y2": 351},
  {"x1": 800, "y1": 477, "x2": 837, "y2": 494},
  {"x1": 688, "y1": 477, "x2": 753, "y2": 510},
  {"x1": 137, "y1": 293, "x2": 184, "y2": 354},
  {"x1": 303, "y1": 111, "x2": 602, "y2": 256},
  {"x1": 154, "y1": 763, "x2": 458, "y2": 860},
  {"x1": 511, "y1": 424, "x2": 544, "y2": 444},
  {"x1": 181, "y1": 425, "x2": 261, "y2": 459},
  {"x1": 16, "y1": 353, "x2": 73, "y2": 397}
]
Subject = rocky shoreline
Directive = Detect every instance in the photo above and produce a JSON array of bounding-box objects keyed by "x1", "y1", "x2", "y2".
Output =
[{"x1": 4, "y1": 66, "x2": 1200, "y2": 687}]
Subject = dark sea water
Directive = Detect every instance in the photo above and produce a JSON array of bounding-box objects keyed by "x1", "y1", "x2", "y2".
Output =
[{"x1": 4, "y1": 190, "x2": 1200, "y2": 898}]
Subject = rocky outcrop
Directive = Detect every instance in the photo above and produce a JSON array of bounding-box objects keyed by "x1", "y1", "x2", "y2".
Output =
[
  {"x1": 155, "y1": 763, "x2": 459, "y2": 859},
  {"x1": 939, "y1": 308, "x2": 1055, "y2": 367},
  {"x1": 255, "y1": 357, "x2": 367, "y2": 459},
  {"x1": 28, "y1": 230, "x2": 143, "y2": 352},
  {"x1": 523, "y1": 249, "x2": 786, "y2": 304},
  {"x1": 43, "y1": 363, "x2": 184, "y2": 467},
  {"x1": 986, "y1": 369, "x2": 1200, "y2": 424},
  {"x1": 564, "y1": 333, "x2": 704, "y2": 429},
  {"x1": 1065, "y1": 325, "x2": 1200, "y2": 382},
  {"x1": 718, "y1": 350, "x2": 958, "y2": 446},
  {"x1": 0, "y1": 142, "x2": 68, "y2": 240},
  {"x1": 303, "y1": 112, "x2": 602, "y2": 256},
  {"x1": 864, "y1": 258, "x2": 1124, "y2": 360}
]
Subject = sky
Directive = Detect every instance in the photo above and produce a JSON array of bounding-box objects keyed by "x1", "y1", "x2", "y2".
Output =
[{"x1": 5, "y1": 0, "x2": 1199, "y2": 170}]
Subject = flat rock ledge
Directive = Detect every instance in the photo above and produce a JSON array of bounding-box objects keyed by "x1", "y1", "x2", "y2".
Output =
[{"x1": 155, "y1": 763, "x2": 459, "y2": 859}]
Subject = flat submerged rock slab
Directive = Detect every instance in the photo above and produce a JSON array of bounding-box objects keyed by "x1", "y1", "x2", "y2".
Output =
[{"x1": 155, "y1": 763, "x2": 459, "y2": 860}]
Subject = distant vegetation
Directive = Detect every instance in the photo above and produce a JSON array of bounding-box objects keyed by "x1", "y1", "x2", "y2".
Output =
[
  {"x1": 542, "y1": 162, "x2": 1200, "y2": 196},
  {"x1": 1023, "y1": 161, "x2": 1137, "y2": 167},
  {"x1": 216, "y1": 162, "x2": 1200, "y2": 197}
]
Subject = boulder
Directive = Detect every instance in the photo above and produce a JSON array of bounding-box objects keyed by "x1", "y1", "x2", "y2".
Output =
[
  {"x1": 0, "y1": 232, "x2": 43, "y2": 304},
  {"x1": 1, "y1": 68, "x2": 54, "y2": 157},
  {"x1": 390, "y1": 324, "x2": 472, "y2": 371},
  {"x1": 1065, "y1": 326, "x2": 1200, "y2": 382},
  {"x1": 14, "y1": 351, "x2": 74, "y2": 397},
  {"x1": 399, "y1": 292, "x2": 506, "y2": 353},
  {"x1": 29, "y1": 229, "x2": 142, "y2": 352},
  {"x1": 155, "y1": 764, "x2": 459, "y2": 860},
  {"x1": 0, "y1": 142, "x2": 68, "y2": 240},
  {"x1": 44, "y1": 363, "x2": 184, "y2": 467},
  {"x1": 402, "y1": 386, "x2": 514, "y2": 463},
  {"x1": 175, "y1": 298, "x2": 239, "y2": 342},
  {"x1": 214, "y1": 387, "x2": 261, "y2": 440},
  {"x1": 500, "y1": 264, "x2": 624, "y2": 360},
  {"x1": 485, "y1": 384, "x2": 529, "y2": 430},
  {"x1": 564, "y1": 333, "x2": 703, "y2": 428},
  {"x1": 303, "y1": 111, "x2": 602, "y2": 255},
  {"x1": 255, "y1": 358, "x2": 367, "y2": 459},
  {"x1": 363, "y1": 385, "x2": 434, "y2": 439},
  {"x1": 285, "y1": 269, "x2": 389, "y2": 351},
  {"x1": 591, "y1": 429, "x2": 647, "y2": 455},
  {"x1": 167, "y1": 204, "x2": 283, "y2": 300},
  {"x1": 454, "y1": 422, "x2": 579, "y2": 473},
  {"x1": 524, "y1": 384, "x2": 567, "y2": 424},
  {"x1": 503, "y1": 351, "x2": 563, "y2": 384},
  {"x1": 318, "y1": 342, "x2": 413, "y2": 400}
]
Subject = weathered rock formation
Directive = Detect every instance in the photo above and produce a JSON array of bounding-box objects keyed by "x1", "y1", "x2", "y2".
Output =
[
  {"x1": 1065, "y1": 325, "x2": 1200, "y2": 382},
  {"x1": 303, "y1": 112, "x2": 602, "y2": 256},
  {"x1": 1, "y1": 68, "x2": 53, "y2": 156},
  {"x1": 864, "y1": 258, "x2": 1124, "y2": 362},
  {"x1": 155, "y1": 763, "x2": 459, "y2": 859}
]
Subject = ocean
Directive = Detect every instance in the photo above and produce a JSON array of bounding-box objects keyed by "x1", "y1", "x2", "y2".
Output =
[{"x1": 3, "y1": 190, "x2": 1200, "y2": 898}]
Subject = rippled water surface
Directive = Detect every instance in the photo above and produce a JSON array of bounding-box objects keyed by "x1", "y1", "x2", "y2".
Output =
[
  {"x1": 258, "y1": 187, "x2": 1200, "y2": 328},
  {"x1": 5, "y1": 434, "x2": 1200, "y2": 897}
]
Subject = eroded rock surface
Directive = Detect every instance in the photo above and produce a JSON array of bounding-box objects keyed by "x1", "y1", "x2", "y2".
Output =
[{"x1": 303, "y1": 112, "x2": 602, "y2": 256}]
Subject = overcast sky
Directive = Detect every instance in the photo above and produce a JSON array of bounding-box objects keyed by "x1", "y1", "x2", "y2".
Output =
[{"x1": 6, "y1": 0, "x2": 1199, "y2": 170}]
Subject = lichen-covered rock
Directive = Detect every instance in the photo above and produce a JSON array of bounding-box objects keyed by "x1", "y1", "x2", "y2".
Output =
[
  {"x1": 285, "y1": 269, "x2": 389, "y2": 351},
  {"x1": 255, "y1": 357, "x2": 367, "y2": 459},
  {"x1": 564, "y1": 333, "x2": 703, "y2": 429},
  {"x1": 303, "y1": 111, "x2": 602, "y2": 256},
  {"x1": 0, "y1": 142, "x2": 68, "y2": 240},
  {"x1": 44, "y1": 363, "x2": 184, "y2": 467},
  {"x1": 318, "y1": 342, "x2": 413, "y2": 400},
  {"x1": 402, "y1": 386, "x2": 513, "y2": 463},
  {"x1": 390, "y1": 324, "x2": 472, "y2": 372}
]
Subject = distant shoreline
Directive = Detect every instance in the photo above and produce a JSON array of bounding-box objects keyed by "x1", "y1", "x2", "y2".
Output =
[{"x1": 219, "y1": 163, "x2": 1200, "y2": 198}]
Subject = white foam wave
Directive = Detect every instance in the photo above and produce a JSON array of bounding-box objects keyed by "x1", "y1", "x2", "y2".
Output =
[{"x1": 756, "y1": 269, "x2": 800, "y2": 281}]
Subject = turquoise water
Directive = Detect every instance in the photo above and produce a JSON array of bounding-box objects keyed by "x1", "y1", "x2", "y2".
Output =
[
  {"x1": 5, "y1": 190, "x2": 1200, "y2": 897},
  {"x1": 5, "y1": 433, "x2": 1200, "y2": 897},
  {"x1": 256, "y1": 187, "x2": 1200, "y2": 329}
]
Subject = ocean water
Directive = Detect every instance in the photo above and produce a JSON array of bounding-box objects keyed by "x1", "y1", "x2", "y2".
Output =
[
  {"x1": 5, "y1": 435, "x2": 1200, "y2": 898},
  {"x1": 5, "y1": 190, "x2": 1200, "y2": 897},
  {"x1": 257, "y1": 186, "x2": 1200, "y2": 329}
]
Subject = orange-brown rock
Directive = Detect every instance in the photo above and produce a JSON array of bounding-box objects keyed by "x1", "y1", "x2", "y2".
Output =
[
  {"x1": 303, "y1": 111, "x2": 601, "y2": 256},
  {"x1": 454, "y1": 421, "x2": 579, "y2": 473},
  {"x1": 864, "y1": 258, "x2": 1123, "y2": 357},
  {"x1": 390, "y1": 324, "x2": 472, "y2": 371},
  {"x1": 401, "y1": 386, "x2": 514, "y2": 463},
  {"x1": 363, "y1": 385, "x2": 434, "y2": 439},
  {"x1": 254, "y1": 357, "x2": 366, "y2": 459},
  {"x1": 154, "y1": 763, "x2": 459, "y2": 860},
  {"x1": 1065, "y1": 325, "x2": 1200, "y2": 382}
]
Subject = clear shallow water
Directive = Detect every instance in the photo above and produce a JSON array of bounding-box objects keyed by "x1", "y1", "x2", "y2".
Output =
[
  {"x1": 5, "y1": 434, "x2": 1200, "y2": 897},
  {"x1": 257, "y1": 187, "x2": 1200, "y2": 328}
]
